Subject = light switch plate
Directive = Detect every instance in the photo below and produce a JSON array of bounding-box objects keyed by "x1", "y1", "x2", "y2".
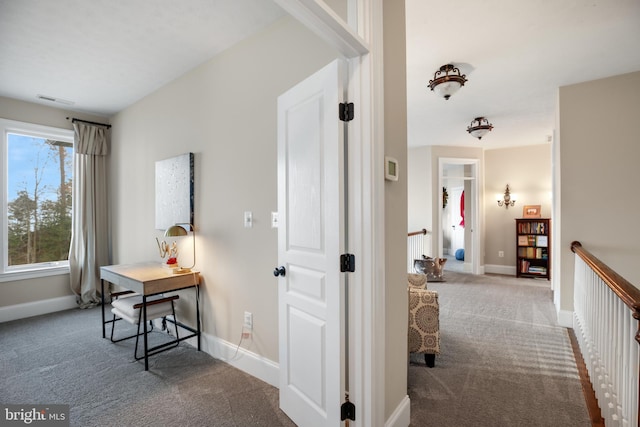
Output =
[{"x1": 244, "y1": 211, "x2": 253, "y2": 228}]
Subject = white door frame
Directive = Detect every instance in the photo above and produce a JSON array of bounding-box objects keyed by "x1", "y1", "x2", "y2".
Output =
[
  {"x1": 271, "y1": 1, "x2": 385, "y2": 426},
  {"x1": 438, "y1": 157, "x2": 481, "y2": 275}
]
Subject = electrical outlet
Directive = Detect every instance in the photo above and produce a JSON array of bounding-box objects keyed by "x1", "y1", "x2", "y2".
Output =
[
  {"x1": 244, "y1": 311, "x2": 253, "y2": 330},
  {"x1": 498, "y1": 251, "x2": 504, "y2": 258},
  {"x1": 242, "y1": 312, "x2": 253, "y2": 339}
]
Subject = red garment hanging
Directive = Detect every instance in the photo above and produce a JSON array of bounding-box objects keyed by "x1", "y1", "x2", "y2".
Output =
[{"x1": 459, "y1": 191, "x2": 465, "y2": 227}]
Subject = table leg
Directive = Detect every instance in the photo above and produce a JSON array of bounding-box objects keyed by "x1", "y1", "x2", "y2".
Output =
[
  {"x1": 143, "y1": 295, "x2": 149, "y2": 371},
  {"x1": 196, "y1": 286, "x2": 201, "y2": 351},
  {"x1": 101, "y1": 279, "x2": 105, "y2": 339}
]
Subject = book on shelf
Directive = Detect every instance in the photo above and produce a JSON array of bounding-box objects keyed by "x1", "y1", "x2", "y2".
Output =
[
  {"x1": 517, "y1": 235, "x2": 539, "y2": 246},
  {"x1": 519, "y1": 259, "x2": 547, "y2": 275},
  {"x1": 517, "y1": 220, "x2": 547, "y2": 235},
  {"x1": 518, "y1": 247, "x2": 548, "y2": 259},
  {"x1": 536, "y1": 235, "x2": 548, "y2": 247},
  {"x1": 528, "y1": 266, "x2": 547, "y2": 274}
]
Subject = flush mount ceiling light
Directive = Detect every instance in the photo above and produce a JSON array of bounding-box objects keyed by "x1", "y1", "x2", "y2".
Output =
[
  {"x1": 467, "y1": 117, "x2": 494, "y2": 140},
  {"x1": 428, "y1": 64, "x2": 467, "y2": 100}
]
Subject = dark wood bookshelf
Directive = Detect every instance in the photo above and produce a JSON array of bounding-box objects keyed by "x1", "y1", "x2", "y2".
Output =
[{"x1": 516, "y1": 218, "x2": 550, "y2": 280}]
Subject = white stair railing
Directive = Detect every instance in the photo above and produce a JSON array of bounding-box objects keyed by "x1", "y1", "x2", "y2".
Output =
[
  {"x1": 407, "y1": 229, "x2": 428, "y2": 273},
  {"x1": 572, "y1": 241, "x2": 640, "y2": 427}
]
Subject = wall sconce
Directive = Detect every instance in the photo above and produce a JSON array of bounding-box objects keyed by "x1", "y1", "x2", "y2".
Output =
[
  {"x1": 428, "y1": 64, "x2": 467, "y2": 100},
  {"x1": 467, "y1": 117, "x2": 494, "y2": 140},
  {"x1": 157, "y1": 223, "x2": 196, "y2": 273},
  {"x1": 498, "y1": 185, "x2": 516, "y2": 209}
]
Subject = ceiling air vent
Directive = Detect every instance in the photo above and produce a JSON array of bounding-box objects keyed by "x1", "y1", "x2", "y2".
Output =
[{"x1": 37, "y1": 94, "x2": 75, "y2": 106}]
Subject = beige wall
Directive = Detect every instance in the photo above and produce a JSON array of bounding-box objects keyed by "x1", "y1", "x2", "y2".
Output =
[
  {"x1": 407, "y1": 146, "x2": 431, "y2": 234},
  {"x1": 0, "y1": 97, "x2": 107, "y2": 307},
  {"x1": 383, "y1": 0, "x2": 409, "y2": 418},
  {"x1": 558, "y1": 71, "x2": 640, "y2": 314},
  {"x1": 484, "y1": 144, "x2": 552, "y2": 270},
  {"x1": 108, "y1": 17, "x2": 339, "y2": 364},
  {"x1": 0, "y1": 274, "x2": 71, "y2": 307}
]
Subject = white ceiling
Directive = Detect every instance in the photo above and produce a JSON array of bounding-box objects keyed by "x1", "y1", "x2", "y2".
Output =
[
  {"x1": 406, "y1": 0, "x2": 640, "y2": 149},
  {"x1": 0, "y1": 0, "x2": 286, "y2": 117},
  {"x1": 1, "y1": 0, "x2": 639, "y2": 150}
]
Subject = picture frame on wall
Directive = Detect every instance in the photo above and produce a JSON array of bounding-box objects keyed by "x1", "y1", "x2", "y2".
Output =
[
  {"x1": 155, "y1": 152, "x2": 194, "y2": 230},
  {"x1": 523, "y1": 205, "x2": 541, "y2": 218}
]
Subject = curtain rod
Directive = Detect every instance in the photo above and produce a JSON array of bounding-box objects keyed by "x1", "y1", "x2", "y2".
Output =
[{"x1": 66, "y1": 117, "x2": 112, "y2": 129}]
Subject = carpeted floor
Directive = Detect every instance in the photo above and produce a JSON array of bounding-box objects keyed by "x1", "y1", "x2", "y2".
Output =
[
  {"x1": 443, "y1": 254, "x2": 465, "y2": 273},
  {"x1": 0, "y1": 308, "x2": 295, "y2": 427},
  {"x1": 409, "y1": 271, "x2": 591, "y2": 426},
  {"x1": 1, "y1": 272, "x2": 591, "y2": 426}
]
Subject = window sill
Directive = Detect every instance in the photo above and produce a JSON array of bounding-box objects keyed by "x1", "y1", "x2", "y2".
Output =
[{"x1": 0, "y1": 265, "x2": 70, "y2": 282}]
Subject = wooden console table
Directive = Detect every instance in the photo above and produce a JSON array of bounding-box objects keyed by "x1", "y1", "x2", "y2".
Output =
[{"x1": 100, "y1": 262, "x2": 201, "y2": 370}]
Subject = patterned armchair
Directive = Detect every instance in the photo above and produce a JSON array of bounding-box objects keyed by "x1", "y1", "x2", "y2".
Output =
[{"x1": 408, "y1": 273, "x2": 440, "y2": 367}]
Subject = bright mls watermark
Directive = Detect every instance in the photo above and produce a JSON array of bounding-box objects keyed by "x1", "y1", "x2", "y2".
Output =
[{"x1": 1, "y1": 405, "x2": 69, "y2": 426}]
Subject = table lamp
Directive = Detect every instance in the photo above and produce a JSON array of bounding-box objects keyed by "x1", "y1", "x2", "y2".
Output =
[{"x1": 164, "y1": 223, "x2": 195, "y2": 273}]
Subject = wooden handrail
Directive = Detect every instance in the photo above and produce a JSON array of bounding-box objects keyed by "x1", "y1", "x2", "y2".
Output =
[
  {"x1": 571, "y1": 241, "x2": 640, "y2": 340},
  {"x1": 408, "y1": 228, "x2": 428, "y2": 237}
]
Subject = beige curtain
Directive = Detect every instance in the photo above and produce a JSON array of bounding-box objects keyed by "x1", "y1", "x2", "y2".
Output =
[{"x1": 69, "y1": 122, "x2": 110, "y2": 308}]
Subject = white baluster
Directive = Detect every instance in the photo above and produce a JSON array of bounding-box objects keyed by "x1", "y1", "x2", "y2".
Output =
[{"x1": 573, "y1": 256, "x2": 640, "y2": 427}]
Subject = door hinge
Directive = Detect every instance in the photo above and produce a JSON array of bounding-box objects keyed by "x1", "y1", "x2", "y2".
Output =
[
  {"x1": 340, "y1": 253, "x2": 355, "y2": 273},
  {"x1": 341, "y1": 395, "x2": 356, "y2": 422},
  {"x1": 339, "y1": 102, "x2": 354, "y2": 122}
]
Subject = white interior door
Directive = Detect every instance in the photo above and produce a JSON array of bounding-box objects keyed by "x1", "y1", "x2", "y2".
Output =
[{"x1": 276, "y1": 59, "x2": 346, "y2": 427}]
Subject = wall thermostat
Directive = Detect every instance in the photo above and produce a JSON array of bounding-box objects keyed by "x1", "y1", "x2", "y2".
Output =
[{"x1": 385, "y1": 156, "x2": 399, "y2": 181}]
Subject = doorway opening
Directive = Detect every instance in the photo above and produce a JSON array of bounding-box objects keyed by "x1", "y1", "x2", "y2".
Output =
[{"x1": 438, "y1": 158, "x2": 480, "y2": 275}]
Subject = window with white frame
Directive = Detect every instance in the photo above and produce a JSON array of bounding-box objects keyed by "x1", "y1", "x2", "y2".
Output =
[{"x1": 0, "y1": 118, "x2": 74, "y2": 276}]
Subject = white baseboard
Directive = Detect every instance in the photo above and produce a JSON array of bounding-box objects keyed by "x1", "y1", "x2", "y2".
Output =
[
  {"x1": 385, "y1": 395, "x2": 410, "y2": 427},
  {"x1": 556, "y1": 309, "x2": 573, "y2": 328},
  {"x1": 0, "y1": 295, "x2": 77, "y2": 323},
  {"x1": 207, "y1": 333, "x2": 280, "y2": 387},
  {"x1": 176, "y1": 329, "x2": 279, "y2": 388},
  {"x1": 484, "y1": 264, "x2": 516, "y2": 276}
]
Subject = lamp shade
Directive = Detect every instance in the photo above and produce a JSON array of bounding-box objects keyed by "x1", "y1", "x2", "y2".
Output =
[
  {"x1": 433, "y1": 81, "x2": 463, "y2": 100},
  {"x1": 164, "y1": 224, "x2": 190, "y2": 237},
  {"x1": 467, "y1": 117, "x2": 494, "y2": 140}
]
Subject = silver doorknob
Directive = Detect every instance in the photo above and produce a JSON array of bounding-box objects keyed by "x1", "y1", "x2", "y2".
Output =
[{"x1": 273, "y1": 266, "x2": 286, "y2": 277}]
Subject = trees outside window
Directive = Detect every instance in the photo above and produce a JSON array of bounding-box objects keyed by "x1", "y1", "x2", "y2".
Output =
[{"x1": 1, "y1": 119, "x2": 74, "y2": 274}]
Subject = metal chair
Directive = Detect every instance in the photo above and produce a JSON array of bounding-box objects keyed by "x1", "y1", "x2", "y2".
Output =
[{"x1": 109, "y1": 291, "x2": 180, "y2": 360}]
